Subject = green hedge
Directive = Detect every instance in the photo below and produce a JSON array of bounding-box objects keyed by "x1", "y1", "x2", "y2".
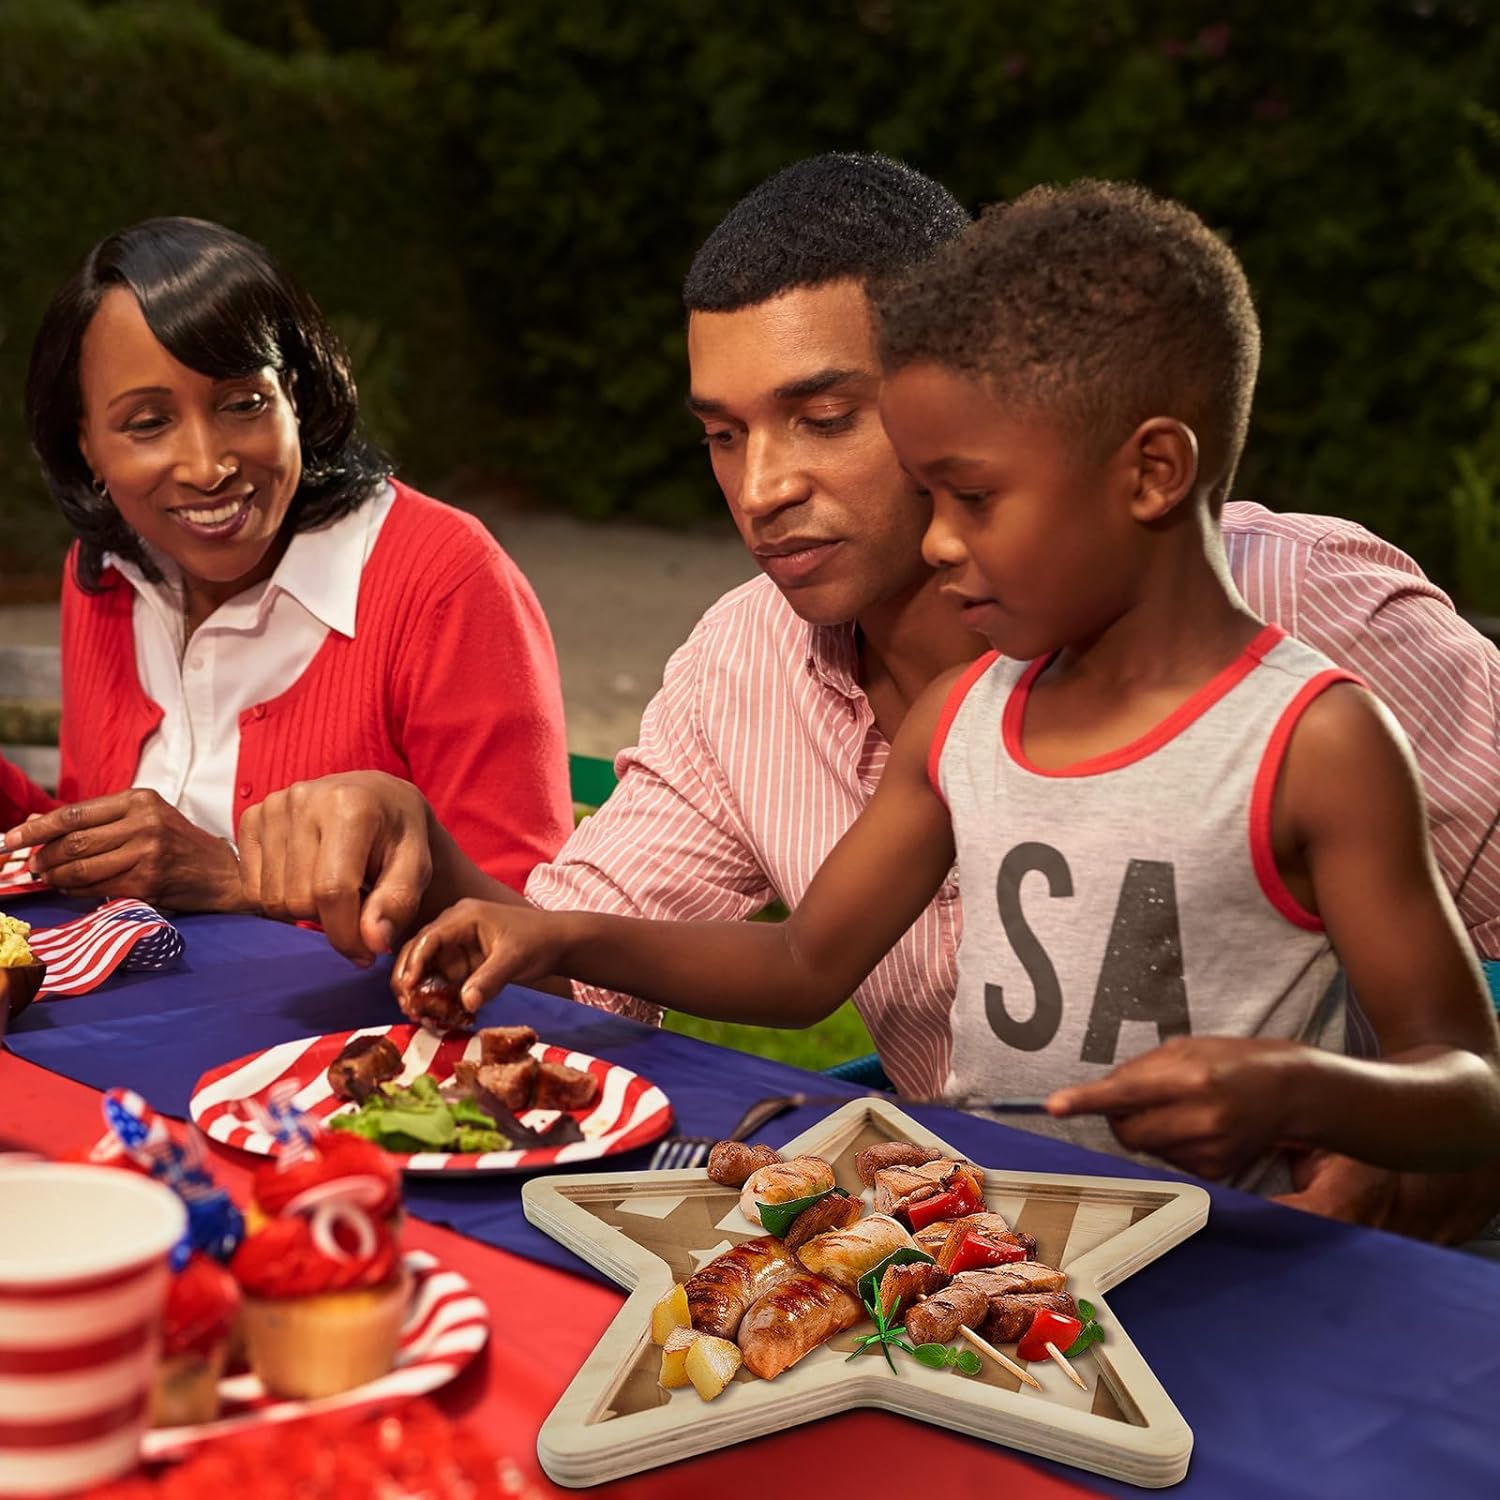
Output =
[{"x1": 3, "y1": 1, "x2": 1498, "y2": 605}]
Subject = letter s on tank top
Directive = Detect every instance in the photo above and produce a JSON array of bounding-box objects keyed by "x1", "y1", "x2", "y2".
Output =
[{"x1": 930, "y1": 625, "x2": 1360, "y2": 1195}]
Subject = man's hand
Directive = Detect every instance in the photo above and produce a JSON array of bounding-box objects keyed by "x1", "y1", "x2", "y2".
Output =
[
  {"x1": 392, "y1": 898, "x2": 566, "y2": 1024},
  {"x1": 1275, "y1": 1149, "x2": 1500, "y2": 1246},
  {"x1": 238, "y1": 773, "x2": 435, "y2": 965},
  {"x1": 3, "y1": 790, "x2": 242, "y2": 911},
  {"x1": 1046, "y1": 1035, "x2": 1305, "y2": 1182}
]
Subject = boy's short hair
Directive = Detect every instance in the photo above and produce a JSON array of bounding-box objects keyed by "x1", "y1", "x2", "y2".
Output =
[
  {"x1": 684, "y1": 152, "x2": 970, "y2": 313},
  {"x1": 875, "y1": 181, "x2": 1261, "y2": 504}
]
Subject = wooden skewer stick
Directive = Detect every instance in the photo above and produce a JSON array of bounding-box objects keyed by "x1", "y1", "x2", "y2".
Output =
[
  {"x1": 959, "y1": 1324, "x2": 1042, "y2": 1390},
  {"x1": 1044, "y1": 1340, "x2": 1088, "y2": 1390}
]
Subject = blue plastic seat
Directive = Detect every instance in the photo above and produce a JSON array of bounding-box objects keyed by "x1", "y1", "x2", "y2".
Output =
[
  {"x1": 823, "y1": 1052, "x2": 893, "y2": 1090},
  {"x1": 1485, "y1": 959, "x2": 1500, "y2": 1013}
]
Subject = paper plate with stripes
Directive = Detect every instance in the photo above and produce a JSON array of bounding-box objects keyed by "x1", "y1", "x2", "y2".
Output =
[
  {"x1": 189, "y1": 1024, "x2": 674, "y2": 1174},
  {"x1": 141, "y1": 1249, "x2": 488, "y2": 1459}
]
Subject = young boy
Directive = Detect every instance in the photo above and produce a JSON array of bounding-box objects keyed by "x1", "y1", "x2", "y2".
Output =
[{"x1": 392, "y1": 182, "x2": 1500, "y2": 1191}]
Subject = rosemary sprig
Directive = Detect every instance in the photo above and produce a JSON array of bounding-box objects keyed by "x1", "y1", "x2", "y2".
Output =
[{"x1": 845, "y1": 1293, "x2": 981, "y2": 1376}]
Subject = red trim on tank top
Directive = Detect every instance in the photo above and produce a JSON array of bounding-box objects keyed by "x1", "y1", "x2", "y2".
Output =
[
  {"x1": 1001, "y1": 623, "x2": 1288, "y2": 779},
  {"x1": 928, "y1": 651, "x2": 1001, "y2": 806},
  {"x1": 1249, "y1": 667, "x2": 1364, "y2": 930}
]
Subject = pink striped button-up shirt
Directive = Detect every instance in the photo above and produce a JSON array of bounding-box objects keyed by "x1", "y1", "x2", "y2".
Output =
[{"x1": 526, "y1": 502, "x2": 1500, "y2": 1097}]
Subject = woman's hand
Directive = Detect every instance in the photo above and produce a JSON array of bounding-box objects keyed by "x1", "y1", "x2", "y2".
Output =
[
  {"x1": 2, "y1": 789, "x2": 243, "y2": 911},
  {"x1": 392, "y1": 898, "x2": 567, "y2": 1024},
  {"x1": 1045, "y1": 1035, "x2": 1306, "y2": 1182}
]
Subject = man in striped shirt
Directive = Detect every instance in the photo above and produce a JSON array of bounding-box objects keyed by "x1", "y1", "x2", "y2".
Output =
[{"x1": 240, "y1": 154, "x2": 1499, "y2": 1240}]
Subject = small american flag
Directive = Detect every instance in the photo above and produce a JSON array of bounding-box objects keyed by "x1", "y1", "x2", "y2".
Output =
[
  {"x1": 28, "y1": 898, "x2": 185, "y2": 997},
  {"x1": 0, "y1": 847, "x2": 44, "y2": 898}
]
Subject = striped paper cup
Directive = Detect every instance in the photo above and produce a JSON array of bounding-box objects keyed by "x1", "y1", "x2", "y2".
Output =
[{"x1": 0, "y1": 1164, "x2": 186, "y2": 1496}]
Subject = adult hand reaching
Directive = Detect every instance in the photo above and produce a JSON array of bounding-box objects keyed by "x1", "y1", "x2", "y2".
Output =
[
  {"x1": 237, "y1": 772, "x2": 437, "y2": 966},
  {"x1": 3, "y1": 789, "x2": 242, "y2": 911}
]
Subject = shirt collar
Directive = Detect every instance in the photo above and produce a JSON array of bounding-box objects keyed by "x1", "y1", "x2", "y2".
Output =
[
  {"x1": 804, "y1": 619, "x2": 863, "y2": 699},
  {"x1": 104, "y1": 482, "x2": 391, "y2": 640}
]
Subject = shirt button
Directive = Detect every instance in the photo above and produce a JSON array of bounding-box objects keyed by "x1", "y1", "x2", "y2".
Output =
[
  {"x1": 189, "y1": 656, "x2": 205, "y2": 672},
  {"x1": 251, "y1": 704, "x2": 267, "y2": 720},
  {"x1": 238, "y1": 782, "x2": 253, "y2": 799}
]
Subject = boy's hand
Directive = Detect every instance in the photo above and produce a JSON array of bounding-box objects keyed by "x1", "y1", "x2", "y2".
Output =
[
  {"x1": 1046, "y1": 1036, "x2": 1304, "y2": 1181},
  {"x1": 392, "y1": 899, "x2": 565, "y2": 1023}
]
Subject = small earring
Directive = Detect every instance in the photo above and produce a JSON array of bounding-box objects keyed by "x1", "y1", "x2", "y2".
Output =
[{"x1": 90, "y1": 476, "x2": 108, "y2": 499}]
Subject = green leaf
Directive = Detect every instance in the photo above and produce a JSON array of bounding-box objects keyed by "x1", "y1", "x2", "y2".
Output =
[
  {"x1": 1077, "y1": 1299, "x2": 1095, "y2": 1322},
  {"x1": 1062, "y1": 1323, "x2": 1105, "y2": 1358},
  {"x1": 756, "y1": 1185, "x2": 850, "y2": 1237},
  {"x1": 954, "y1": 1350, "x2": 983, "y2": 1376},
  {"x1": 855, "y1": 1245, "x2": 939, "y2": 1308},
  {"x1": 911, "y1": 1343, "x2": 949, "y2": 1369}
]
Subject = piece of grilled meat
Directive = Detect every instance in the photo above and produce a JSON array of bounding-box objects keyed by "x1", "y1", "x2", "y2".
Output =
[
  {"x1": 685, "y1": 1236, "x2": 797, "y2": 1339},
  {"x1": 707, "y1": 1141, "x2": 784, "y2": 1188},
  {"x1": 854, "y1": 1142, "x2": 944, "y2": 1186},
  {"x1": 479, "y1": 1025, "x2": 537, "y2": 1065},
  {"x1": 326, "y1": 1035, "x2": 403, "y2": 1103},
  {"x1": 533, "y1": 1059, "x2": 599, "y2": 1111},
  {"x1": 737, "y1": 1271, "x2": 862, "y2": 1379}
]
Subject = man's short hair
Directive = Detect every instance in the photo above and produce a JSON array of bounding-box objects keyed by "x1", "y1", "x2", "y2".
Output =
[
  {"x1": 683, "y1": 152, "x2": 970, "y2": 314},
  {"x1": 875, "y1": 180, "x2": 1262, "y2": 504}
]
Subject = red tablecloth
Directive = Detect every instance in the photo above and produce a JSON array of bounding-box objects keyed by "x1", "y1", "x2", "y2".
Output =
[{"x1": 0, "y1": 1053, "x2": 1098, "y2": 1499}]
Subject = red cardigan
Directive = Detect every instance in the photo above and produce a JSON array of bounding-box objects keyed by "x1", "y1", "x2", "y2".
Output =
[{"x1": 0, "y1": 483, "x2": 571, "y2": 892}]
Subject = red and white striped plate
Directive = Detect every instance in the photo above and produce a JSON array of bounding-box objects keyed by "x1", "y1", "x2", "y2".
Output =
[
  {"x1": 141, "y1": 1248, "x2": 488, "y2": 1459},
  {"x1": 0, "y1": 847, "x2": 44, "y2": 898},
  {"x1": 189, "y1": 1024, "x2": 674, "y2": 1174}
]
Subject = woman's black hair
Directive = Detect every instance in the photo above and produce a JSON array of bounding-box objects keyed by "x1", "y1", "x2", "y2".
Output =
[{"x1": 25, "y1": 216, "x2": 392, "y2": 589}]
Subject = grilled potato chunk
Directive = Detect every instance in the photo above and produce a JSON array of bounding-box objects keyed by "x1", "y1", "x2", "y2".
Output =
[
  {"x1": 651, "y1": 1283, "x2": 691, "y2": 1344},
  {"x1": 685, "y1": 1334, "x2": 743, "y2": 1401},
  {"x1": 659, "y1": 1327, "x2": 699, "y2": 1388}
]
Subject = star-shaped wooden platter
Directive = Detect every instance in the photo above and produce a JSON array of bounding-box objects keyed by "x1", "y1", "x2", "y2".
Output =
[{"x1": 523, "y1": 1098, "x2": 1208, "y2": 1488}]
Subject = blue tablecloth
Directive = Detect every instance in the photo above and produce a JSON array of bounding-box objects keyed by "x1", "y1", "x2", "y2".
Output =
[{"x1": 7, "y1": 899, "x2": 1499, "y2": 1499}]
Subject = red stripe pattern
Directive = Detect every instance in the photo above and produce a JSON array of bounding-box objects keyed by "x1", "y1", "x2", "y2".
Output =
[
  {"x1": 26, "y1": 899, "x2": 184, "y2": 998},
  {"x1": 140, "y1": 1249, "x2": 490, "y2": 1459},
  {"x1": 189, "y1": 1024, "x2": 672, "y2": 1173},
  {"x1": 0, "y1": 847, "x2": 44, "y2": 899}
]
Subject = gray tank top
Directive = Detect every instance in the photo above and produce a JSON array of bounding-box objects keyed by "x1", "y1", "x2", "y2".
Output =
[{"x1": 932, "y1": 624, "x2": 1357, "y2": 1194}]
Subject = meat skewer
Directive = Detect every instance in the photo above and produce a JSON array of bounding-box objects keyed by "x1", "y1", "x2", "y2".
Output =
[{"x1": 959, "y1": 1324, "x2": 1042, "y2": 1390}]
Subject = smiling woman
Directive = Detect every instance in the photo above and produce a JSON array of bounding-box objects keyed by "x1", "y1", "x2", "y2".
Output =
[{"x1": 0, "y1": 217, "x2": 571, "y2": 911}]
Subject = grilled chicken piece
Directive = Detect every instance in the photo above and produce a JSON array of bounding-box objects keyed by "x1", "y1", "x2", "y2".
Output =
[
  {"x1": 783, "y1": 1192, "x2": 863, "y2": 1252},
  {"x1": 739, "y1": 1156, "x2": 835, "y2": 1225},
  {"x1": 794, "y1": 1213, "x2": 916, "y2": 1292},
  {"x1": 475, "y1": 1058, "x2": 537, "y2": 1111},
  {"x1": 707, "y1": 1142, "x2": 783, "y2": 1188},
  {"x1": 402, "y1": 974, "x2": 468, "y2": 1031},
  {"x1": 737, "y1": 1271, "x2": 863, "y2": 1379},
  {"x1": 326, "y1": 1035, "x2": 403, "y2": 1103},
  {"x1": 876, "y1": 1260, "x2": 950, "y2": 1321},
  {"x1": 953, "y1": 1262, "x2": 1067, "y2": 1298},
  {"x1": 684, "y1": 1236, "x2": 797, "y2": 1339},
  {"x1": 478, "y1": 1025, "x2": 537, "y2": 1065},
  {"x1": 533, "y1": 1060, "x2": 599, "y2": 1111},
  {"x1": 904, "y1": 1282, "x2": 991, "y2": 1345},
  {"x1": 872, "y1": 1159, "x2": 987, "y2": 1219},
  {"x1": 913, "y1": 1211, "x2": 1017, "y2": 1258},
  {"x1": 854, "y1": 1142, "x2": 944, "y2": 1186},
  {"x1": 981, "y1": 1291, "x2": 1078, "y2": 1345}
]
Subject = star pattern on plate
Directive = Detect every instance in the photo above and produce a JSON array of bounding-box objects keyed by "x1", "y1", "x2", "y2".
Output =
[{"x1": 523, "y1": 1099, "x2": 1208, "y2": 1489}]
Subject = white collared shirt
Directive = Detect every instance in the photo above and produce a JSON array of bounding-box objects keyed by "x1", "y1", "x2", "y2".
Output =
[{"x1": 112, "y1": 482, "x2": 396, "y2": 841}]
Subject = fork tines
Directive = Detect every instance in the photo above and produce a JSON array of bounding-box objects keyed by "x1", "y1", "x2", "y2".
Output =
[{"x1": 649, "y1": 1135, "x2": 716, "y2": 1171}]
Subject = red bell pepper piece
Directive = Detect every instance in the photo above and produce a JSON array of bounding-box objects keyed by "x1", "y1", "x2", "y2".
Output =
[
  {"x1": 946, "y1": 1230, "x2": 1028, "y2": 1275},
  {"x1": 1017, "y1": 1308, "x2": 1084, "y2": 1362},
  {"x1": 906, "y1": 1170, "x2": 984, "y2": 1231}
]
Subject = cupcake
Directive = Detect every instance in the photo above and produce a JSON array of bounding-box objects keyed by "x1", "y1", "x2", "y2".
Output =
[
  {"x1": 247, "y1": 1129, "x2": 402, "y2": 1233},
  {"x1": 231, "y1": 1206, "x2": 408, "y2": 1399},
  {"x1": 0, "y1": 910, "x2": 45, "y2": 1025},
  {"x1": 149, "y1": 1253, "x2": 241, "y2": 1426}
]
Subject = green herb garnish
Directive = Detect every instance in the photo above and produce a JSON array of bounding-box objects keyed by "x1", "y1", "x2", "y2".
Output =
[
  {"x1": 844, "y1": 1292, "x2": 979, "y2": 1377},
  {"x1": 756, "y1": 1185, "x2": 850, "y2": 1237},
  {"x1": 1062, "y1": 1298, "x2": 1105, "y2": 1358}
]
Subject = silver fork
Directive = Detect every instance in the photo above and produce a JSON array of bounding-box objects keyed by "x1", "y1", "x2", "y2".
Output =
[{"x1": 647, "y1": 1092, "x2": 812, "y2": 1171}]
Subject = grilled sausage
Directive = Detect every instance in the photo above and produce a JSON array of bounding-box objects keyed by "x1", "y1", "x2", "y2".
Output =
[
  {"x1": 475, "y1": 1058, "x2": 537, "y2": 1111},
  {"x1": 794, "y1": 1214, "x2": 916, "y2": 1292},
  {"x1": 684, "y1": 1236, "x2": 797, "y2": 1339},
  {"x1": 739, "y1": 1156, "x2": 834, "y2": 1225},
  {"x1": 783, "y1": 1192, "x2": 862, "y2": 1252},
  {"x1": 707, "y1": 1141, "x2": 783, "y2": 1188},
  {"x1": 904, "y1": 1282, "x2": 991, "y2": 1345},
  {"x1": 737, "y1": 1271, "x2": 862, "y2": 1379},
  {"x1": 478, "y1": 1025, "x2": 537, "y2": 1065},
  {"x1": 326, "y1": 1035, "x2": 403, "y2": 1103},
  {"x1": 533, "y1": 1060, "x2": 599, "y2": 1111},
  {"x1": 854, "y1": 1142, "x2": 944, "y2": 1186},
  {"x1": 981, "y1": 1291, "x2": 1078, "y2": 1345},
  {"x1": 401, "y1": 974, "x2": 469, "y2": 1031}
]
